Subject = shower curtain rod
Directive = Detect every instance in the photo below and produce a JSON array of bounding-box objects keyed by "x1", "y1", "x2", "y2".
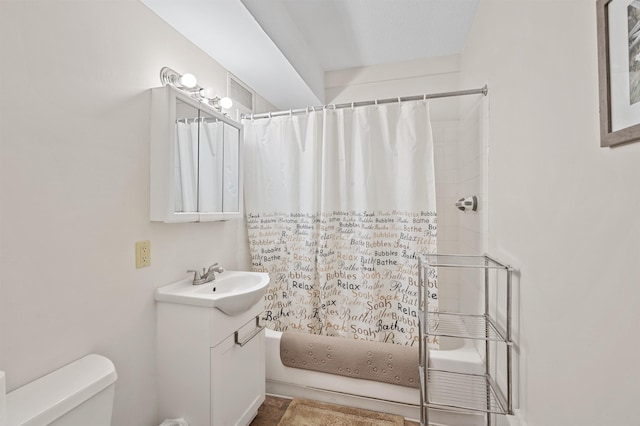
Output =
[
  {"x1": 241, "y1": 85, "x2": 487, "y2": 120},
  {"x1": 176, "y1": 117, "x2": 221, "y2": 124}
]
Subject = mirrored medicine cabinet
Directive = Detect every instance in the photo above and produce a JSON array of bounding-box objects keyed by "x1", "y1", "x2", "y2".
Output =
[{"x1": 150, "y1": 85, "x2": 243, "y2": 222}]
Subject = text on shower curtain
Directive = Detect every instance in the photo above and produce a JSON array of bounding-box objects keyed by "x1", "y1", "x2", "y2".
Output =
[{"x1": 248, "y1": 209, "x2": 437, "y2": 346}]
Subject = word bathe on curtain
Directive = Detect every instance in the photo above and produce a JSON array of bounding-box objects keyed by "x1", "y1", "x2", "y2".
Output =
[{"x1": 243, "y1": 101, "x2": 437, "y2": 346}]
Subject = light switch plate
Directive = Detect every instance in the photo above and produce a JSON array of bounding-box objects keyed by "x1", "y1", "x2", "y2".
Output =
[{"x1": 136, "y1": 240, "x2": 151, "y2": 268}]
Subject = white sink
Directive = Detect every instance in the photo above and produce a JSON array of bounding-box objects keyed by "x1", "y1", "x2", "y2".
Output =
[{"x1": 155, "y1": 270, "x2": 270, "y2": 316}]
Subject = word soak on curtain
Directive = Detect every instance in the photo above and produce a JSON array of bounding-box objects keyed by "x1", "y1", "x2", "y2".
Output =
[{"x1": 243, "y1": 101, "x2": 437, "y2": 346}]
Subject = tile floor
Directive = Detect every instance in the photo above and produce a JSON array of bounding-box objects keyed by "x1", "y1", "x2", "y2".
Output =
[{"x1": 250, "y1": 396, "x2": 420, "y2": 425}]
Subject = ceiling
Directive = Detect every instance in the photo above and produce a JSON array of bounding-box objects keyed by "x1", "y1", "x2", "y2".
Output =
[{"x1": 142, "y1": 0, "x2": 479, "y2": 110}]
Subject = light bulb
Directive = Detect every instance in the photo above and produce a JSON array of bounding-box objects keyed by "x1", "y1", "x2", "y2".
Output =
[
  {"x1": 219, "y1": 97, "x2": 233, "y2": 109},
  {"x1": 179, "y1": 73, "x2": 197, "y2": 89}
]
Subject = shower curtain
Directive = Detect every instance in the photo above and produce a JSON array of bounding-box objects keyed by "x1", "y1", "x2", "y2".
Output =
[{"x1": 243, "y1": 101, "x2": 437, "y2": 346}]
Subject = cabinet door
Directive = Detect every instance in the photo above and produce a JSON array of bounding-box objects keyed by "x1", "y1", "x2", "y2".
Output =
[
  {"x1": 198, "y1": 110, "x2": 224, "y2": 219},
  {"x1": 199, "y1": 119, "x2": 242, "y2": 221},
  {"x1": 211, "y1": 325, "x2": 265, "y2": 425},
  {"x1": 223, "y1": 124, "x2": 241, "y2": 215},
  {"x1": 173, "y1": 99, "x2": 200, "y2": 214}
]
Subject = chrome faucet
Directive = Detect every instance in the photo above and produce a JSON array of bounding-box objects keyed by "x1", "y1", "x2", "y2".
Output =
[{"x1": 187, "y1": 263, "x2": 224, "y2": 285}]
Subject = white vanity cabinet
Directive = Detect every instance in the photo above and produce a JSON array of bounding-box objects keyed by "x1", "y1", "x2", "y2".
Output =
[
  {"x1": 150, "y1": 85, "x2": 243, "y2": 223},
  {"x1": 157, "y1": 297, "x2": 265, "y2": 426},
  {"x1": 211, "y1": 317, "x2": 265, "y2": 426}
]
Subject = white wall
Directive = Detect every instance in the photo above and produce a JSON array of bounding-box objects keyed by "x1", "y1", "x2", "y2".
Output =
[
  {"x1": 461, "y1": 1, "x2": 640, "y2": 425},
  {"x1": 0, "y1": 1, "x2": 269, "y2": 424}
]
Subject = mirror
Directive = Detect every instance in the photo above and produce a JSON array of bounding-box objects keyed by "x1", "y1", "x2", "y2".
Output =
[
  {"x1": 174, "y1": 99, "x2": 199, "y2": 213},
  {"x1": 198, "y1": 111, "x2": 224, "y2": 214},
  {"x1": 151, "y1": 85, "x2": 243, "y2": 222},
  {"x1": 223, "y1": 124, "x2": 240, "y2": 213}
]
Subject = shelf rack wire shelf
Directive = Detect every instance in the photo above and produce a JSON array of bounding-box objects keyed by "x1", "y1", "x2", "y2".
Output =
[
  {"x1": 423, "y1": 312, "x2": 507, "y2": 342},
  {"x1": 418, "y1": 254, "x2": 514, "y2": 426}
]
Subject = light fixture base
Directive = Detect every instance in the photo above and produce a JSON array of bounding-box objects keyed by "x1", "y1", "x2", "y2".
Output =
[
  {"x1": 159, "y1": 66, "x2": 180, "y2": 86},
  {"x1": 159, "y1": 66, "x2": 231, "y2": 112}
]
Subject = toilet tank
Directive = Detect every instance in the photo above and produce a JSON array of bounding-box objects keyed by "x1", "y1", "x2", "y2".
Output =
[{"x1": 5, "y1": 354, "x2": 117, "y2": 426}]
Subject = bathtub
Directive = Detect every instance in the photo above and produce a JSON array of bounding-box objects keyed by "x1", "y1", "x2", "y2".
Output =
[{"x1": 265, "y1": 328, "x2": 485, "y2": 425}]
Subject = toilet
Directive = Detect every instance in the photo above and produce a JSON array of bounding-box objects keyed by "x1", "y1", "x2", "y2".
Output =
[{"x1": 3, "y1": 354, "x2": 117, "y2": 426}]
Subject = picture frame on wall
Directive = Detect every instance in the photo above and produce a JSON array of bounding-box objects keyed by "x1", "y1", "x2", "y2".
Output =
[{"x1": 597, "y1": 0, "x2": 640, "y2": 147}]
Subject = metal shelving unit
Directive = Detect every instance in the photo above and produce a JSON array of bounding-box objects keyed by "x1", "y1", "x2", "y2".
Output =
[{"x1": 418, "y1": 254, "x2": 514, "y2": 426}]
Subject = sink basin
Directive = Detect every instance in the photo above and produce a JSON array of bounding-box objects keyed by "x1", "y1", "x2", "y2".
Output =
[{"x1": 155, "y1": 270, "x2": 270, "y2": 316}]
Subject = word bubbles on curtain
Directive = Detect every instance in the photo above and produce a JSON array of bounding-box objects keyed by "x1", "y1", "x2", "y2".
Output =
[{"x1": 244, "y1": 101, "x2": 438, "y2": 346}]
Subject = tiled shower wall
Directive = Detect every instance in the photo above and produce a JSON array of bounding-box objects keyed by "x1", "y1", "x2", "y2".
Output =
[
  {"x1": 432, "y1": 96, "x2": 488, "y2": 313},
  {"x1": 458, "y1": 97, "x2": 488, "y2": 256},
  {"x1": 432, "y1": 120, "x2": 461, "y2": 312}
]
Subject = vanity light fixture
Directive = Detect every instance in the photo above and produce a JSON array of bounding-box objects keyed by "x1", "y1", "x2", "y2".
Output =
[
  {"x1": 159, "y1": 66, "x2": 233, "y2": 112},
  {"x1": 196, "y1": 87, "x2": 233, "y2": 112},
  {"x1": 160, "y1": 66, "x2": 197, "y2": 89}
]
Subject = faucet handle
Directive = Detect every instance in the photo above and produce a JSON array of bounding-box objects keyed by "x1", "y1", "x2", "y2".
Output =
[
  {"x1": 187, "y1": 269, "x2": 201, "y2": 280},
  {"x1": 206, "y1": 263, "x2": 221, "y2": 273}
]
